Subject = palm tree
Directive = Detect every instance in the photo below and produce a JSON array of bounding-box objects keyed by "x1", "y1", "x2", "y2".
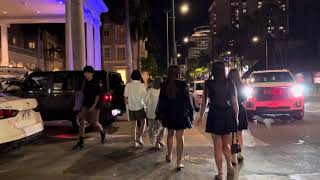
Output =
[{"x1": 124, "y1": 0, "x2": 133, "y2": 79}]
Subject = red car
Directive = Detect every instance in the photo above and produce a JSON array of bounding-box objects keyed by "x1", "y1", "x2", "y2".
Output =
[{"x1": 244, "y1": 69, "x2": 304, "y2": 121}]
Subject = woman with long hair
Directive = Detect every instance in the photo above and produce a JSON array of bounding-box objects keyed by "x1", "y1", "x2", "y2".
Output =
[
  {"x1": 157, "y1": 65, "x2": 194, "y2": 171},
  {"x1": 197, "y1": 62, "x2": 239, "y2": 180},
  {"x1": 228, "y1": 69, "x2": 248, "y2": 164}
]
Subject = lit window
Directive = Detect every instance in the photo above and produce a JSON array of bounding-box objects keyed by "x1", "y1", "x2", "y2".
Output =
[
  {"x1": 243, "y1": 9, "x2": 247, "y2": 13},
  {"x1": 28, "y1": 42, "x2": 35, "y2": 49},
  {"x1": 12, "y1": 37, "x2": 16, "y2": 45},
  {"x1": 279, "y1": 26, "x2": 284, "y2": 30},
  {"x1": 236, "y1": 24, "x2": 240, "y2": 28},
  {"x1": 104, "y1": 30, "x2": 110, "y2": 37}
]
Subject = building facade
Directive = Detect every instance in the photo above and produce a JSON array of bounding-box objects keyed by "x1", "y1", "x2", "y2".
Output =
[
  {"x1": 101, "y1": 15, "x2": 148, "y2": 83},
  {"x1": 188, "y1": 26, "x2": 210, "y2": 59}
]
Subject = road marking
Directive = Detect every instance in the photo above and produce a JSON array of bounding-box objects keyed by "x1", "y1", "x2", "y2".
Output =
[{"x1": 290, "y1": 173, "x2": 320, "y2": 179}]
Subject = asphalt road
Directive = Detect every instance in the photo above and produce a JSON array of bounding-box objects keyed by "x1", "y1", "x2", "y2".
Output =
[{"x1": 0, "y1": 98, "x2": 320, "y2": 180}]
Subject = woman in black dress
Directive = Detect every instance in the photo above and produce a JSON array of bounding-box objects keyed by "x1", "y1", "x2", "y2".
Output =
[
  {"x1": 197, "y1": 62, "x2": 239, "y2": 180},
  {"x1": 157, "y1": 65, "x2": 194, "y2": 171},
  {"x1": 228, "y1": 69, "x2": 248, "y2": 164}
]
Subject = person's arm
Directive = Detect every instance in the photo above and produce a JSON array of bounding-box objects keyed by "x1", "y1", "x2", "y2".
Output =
[
  {"x1": 197, "y1": 82, "x2": 208, "y2": 124},
  {"x1": 230, "y1": 81, "x2": 239, "y2": 124},
  {"x1": 89, "y1": 83, "x2": 101, "y2": 112},
  {"x1": 124, "y1": 85, "x2": 129, "y2": 105}
]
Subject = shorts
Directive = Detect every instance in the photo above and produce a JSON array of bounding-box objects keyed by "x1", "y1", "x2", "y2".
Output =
[
  {"x1": 78, "y1": 107, "x2": 100, "y2": 125},
  {"x1": 129, "y1": 109, "x2": 146, "y2": 121}
]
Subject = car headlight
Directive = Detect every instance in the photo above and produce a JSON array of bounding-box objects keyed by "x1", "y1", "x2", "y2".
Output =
[
  {"x1": 291, "y1": 85, "x2": 304, "y2": 98},
  {"x1": 243, "y1": 87, "x2": 253, "y2": 99}
]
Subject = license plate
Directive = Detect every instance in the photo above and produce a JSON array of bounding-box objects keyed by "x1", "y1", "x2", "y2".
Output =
[{"x1": 22, "y1": 111, "x2": 32, "y2": 120}]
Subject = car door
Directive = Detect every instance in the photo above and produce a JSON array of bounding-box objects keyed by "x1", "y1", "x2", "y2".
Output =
[
  {"x1": 22, "y1": 72, "x2": 51, "y2": 120},
  {"x1": 47, "y1": 72, "x2": 75, "y2": 121}
]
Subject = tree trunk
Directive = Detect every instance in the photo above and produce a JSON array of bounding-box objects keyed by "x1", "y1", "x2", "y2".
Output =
[
  {"x1": 125, "y1": 0, "x2": 133, "y2": 81},
  {"x1": 137, "y1": 39, "x2": 142, "y2": 70}
]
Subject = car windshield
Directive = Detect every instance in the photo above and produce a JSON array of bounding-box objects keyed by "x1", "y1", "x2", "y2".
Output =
[
  {"x1": 195, "y1": 83, "x2": 204, "y2": 90},
  {"x1": 250, "y1": 72, "x2": 294, "y2": 83}
]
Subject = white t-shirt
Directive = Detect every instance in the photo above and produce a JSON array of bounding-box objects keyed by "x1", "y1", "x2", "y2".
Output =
[
  {"x1": 146, "y1": 88, "x2": 160, "y2": 119},
  {"x1": 124, "y1": 80, "x2": 148, "y2": 111}
]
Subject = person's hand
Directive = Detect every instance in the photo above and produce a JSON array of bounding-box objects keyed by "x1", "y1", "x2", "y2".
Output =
[{"x1": 89, "y1": 106, "x2": 95, "y2": 112}]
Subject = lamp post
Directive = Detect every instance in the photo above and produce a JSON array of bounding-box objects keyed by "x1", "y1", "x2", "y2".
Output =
[{"x1": 252, "y1": 36, "x2": 268, "y2": 70}]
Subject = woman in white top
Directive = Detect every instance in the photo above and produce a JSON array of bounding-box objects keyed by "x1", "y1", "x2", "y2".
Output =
[
  {"x1": 146, "y1": 77, "x2": 165, "y2": 149},
  {"x1": 124, "y1": 70, "x2": 148, "y2": 148}
]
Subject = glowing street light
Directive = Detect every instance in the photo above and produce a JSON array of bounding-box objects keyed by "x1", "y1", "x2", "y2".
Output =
[
  {"x1": 177, "y1": 53, "x2": 182, "y2": 58},
  {"x1": 183, "y1": 37, "x2": 189, "y2": 43},
  {"x1": 180, "y1": 3, "x2": 190, "y2": 14},
  {"x1": 252, "y1": 36, "x2": 259, "y2": 43},
  {"x1": 226, "y1": 51, "x2": 232, "y2": 55}
]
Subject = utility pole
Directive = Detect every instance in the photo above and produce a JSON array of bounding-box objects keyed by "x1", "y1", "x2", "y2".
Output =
[{"x1": 172, "y1": 0, "x2": 177, "y2": 65}]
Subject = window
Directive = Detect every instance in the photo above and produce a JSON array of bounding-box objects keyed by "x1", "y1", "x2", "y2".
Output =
[
  {"x1": 53, "y1": 74, "x2": 73, "y2": 91},
  {"x1": 28, "y1": 41, "x2": 36, "y2": 49},
  {"x1": 104, "y1": 30, "x2": 110, "y2": 37},
  {"x1": 250, "y1": 72, "x2": 294, "y2": 83},
  {"x1": 12, "y1": 37, "x2": 16, "y2": 45},
  {"x1": 104, "y1": 48, "x2": 112, "y2": 60},
  {"x1": 25, "y1": 75, "x2": 49, "y2": 91},
  {"x1": 117, "y1": 48, "x2": 125, "y2": 60}
]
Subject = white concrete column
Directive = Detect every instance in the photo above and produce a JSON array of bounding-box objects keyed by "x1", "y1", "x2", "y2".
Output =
[
  {"x1": 65, "y1": 0, "x2": 73, "y2": 70},
  {"x1": 71, "y1": 0, "x2": 85, "y2": 70},
  {"x1": 94, "y1": 20, "x2": 102, "y2": 70},
  {"x1": 86, "y1": 20, "x2": 95, "y2": 67},
  {"x1": 1, "y1": 24, "x2": 9, "y2": 66}
]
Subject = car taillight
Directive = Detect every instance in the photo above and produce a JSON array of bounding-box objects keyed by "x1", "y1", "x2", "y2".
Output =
[
  {"x1": 103, "y1": 93, "x2": 113, "y2": 103},
  {"x1": 0, "y1": 109, "x2": 19, "y2": 119}
]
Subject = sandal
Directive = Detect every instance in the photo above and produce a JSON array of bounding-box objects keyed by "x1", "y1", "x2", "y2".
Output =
[
  {"x1": 165, "y1": 155, "x2": 172, "y2": 163},
  {"x1": 237, "y1": 155, "x2": 244, "y2": 163},
  {"x1": 214, "y1": 175, "x2": 222, "y2": 180},
  {"x1": 176, "y1": 164, "x2": 184, "y2": 171}
]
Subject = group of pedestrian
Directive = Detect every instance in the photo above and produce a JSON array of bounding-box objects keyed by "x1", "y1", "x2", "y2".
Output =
[{"x1": 72, "y1": 62, "x2": 248, "y2": 179}]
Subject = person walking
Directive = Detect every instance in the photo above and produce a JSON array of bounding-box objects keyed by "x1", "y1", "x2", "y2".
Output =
[
  {"x1": 146, "y1": 77, "x2": 165, "y2": 149},
  {"x1": 124, "y1": 70, "x2": 148, "y2": 148},
  {"x1": 73, "y1": 66, "x2": 107, "y2": 150},
  {"x1": 228, "y1": 69, "x2": 248, "y2": 165},
  {"x1": 157, "y1": 65, "x2": 194, "y2": 171},
  {"x1": 197, "y1": 62, "x2": 239, "y2": 180}
]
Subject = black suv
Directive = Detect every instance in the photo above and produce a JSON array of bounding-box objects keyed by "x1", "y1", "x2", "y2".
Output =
[{"x1": 4, "y1": 71, "x2": 126, "y2": 130}]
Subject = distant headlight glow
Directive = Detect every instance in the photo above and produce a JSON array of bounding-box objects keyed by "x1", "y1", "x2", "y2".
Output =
[
  {"x1": 243, "y1": 87, "x2": 254, "y2": 99},
  {"x1": 291, "y1": 85, "x2": 304, "y2": 98}
]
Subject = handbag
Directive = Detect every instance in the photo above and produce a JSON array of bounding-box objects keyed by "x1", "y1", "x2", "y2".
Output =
[
  {"x1": 73, "y1": 81, "x2": 85, "y2": 111},
  {"x1": 231, "y1": 132, "x2": 241, "y2": 154}
]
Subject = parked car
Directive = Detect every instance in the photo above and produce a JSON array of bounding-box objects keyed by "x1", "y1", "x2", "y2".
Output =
[
  {"x1": 0, "y1": 93, "x2": 43, "y2": 145},
  {"x1": 244, "y1": 69, "x2": 305, "y2": 121},
  {"x1": 190, "y1": 80, "x2": 205, "y2": 111},
  {"x1": 3, "y1": 71, "x2": 126, "y2": 130}
]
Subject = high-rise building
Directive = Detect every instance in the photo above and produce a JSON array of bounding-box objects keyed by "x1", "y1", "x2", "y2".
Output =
[
  {"x1": 209, "y1": 0, "x2": 289, "y2": 38},
  {"x1": 188, "y1": 26, "x2": 210, "y2": 59}
]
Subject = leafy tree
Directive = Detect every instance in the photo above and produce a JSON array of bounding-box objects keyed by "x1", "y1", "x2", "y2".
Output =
[{"x1": 141, "y1": 54, "x2": 158, "y2": 77}]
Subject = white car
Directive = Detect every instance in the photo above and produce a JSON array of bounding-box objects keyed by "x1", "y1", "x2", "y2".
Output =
[
  {"x1": 0, "y1": 93, "x2": 43, "y2": 145},
  {"x1": 190, "y1": 80, "x2": 205, "y2": 111}
]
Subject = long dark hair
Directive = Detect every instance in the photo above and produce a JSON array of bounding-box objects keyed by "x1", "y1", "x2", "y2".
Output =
[
  {"x1": 209, "y1": 61, "x2": 226, "y2": 82},
  {"x1": 165, "y1": 65, "x2": 180, "y2": 99},
  {"x1": 228, "y1": 69, "x2": 243, "y2": 90}
]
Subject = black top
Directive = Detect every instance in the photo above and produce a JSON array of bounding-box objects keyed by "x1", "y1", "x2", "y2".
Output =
[
  {"x1": 205, "y1": 78, "x2": 236, "y2": 108},
  {"x1": 83, "y1": 79, "x2": 101, "y2": 108},
  {"x1": 157, "y1": 80, "x2": 194, "y2": 130}
]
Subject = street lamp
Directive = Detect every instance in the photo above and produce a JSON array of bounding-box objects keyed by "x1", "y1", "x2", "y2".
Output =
[
  {"x1": 252, "y1": 36, "x2": 268, "y2": 70},
  {"x1": 177, "y1": 53, "x2": 182, "y2": 58},
  {"x1": 226, "y1": 51, "x2": 232, "y2": 55},
  {"x1": 183, "y1": 37, "x2": 189, "y2": 44},
  {"x1": 180, "y1": 3, "x2": 190, "y2": 14}
]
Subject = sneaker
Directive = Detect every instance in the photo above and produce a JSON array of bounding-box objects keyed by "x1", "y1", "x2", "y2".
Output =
[{"x1": 72, "y1": 141, "x2": 84, "y2": 150}]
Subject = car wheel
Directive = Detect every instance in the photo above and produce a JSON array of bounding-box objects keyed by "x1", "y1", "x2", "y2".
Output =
[
  {"x1": 247, "y1": 111, "x2": 255, "y2": 122},
  {"x1": 292, "y1": 109, "x2": 304, "y2": 120}
]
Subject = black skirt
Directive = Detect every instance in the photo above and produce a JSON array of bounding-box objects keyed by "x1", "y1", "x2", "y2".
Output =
[
  {"x1": 238, "y1": 103, "x2": 248, "y2": 130},
  {"x1": 206, "y1": 106, "x2": 237, "y2": 135}
]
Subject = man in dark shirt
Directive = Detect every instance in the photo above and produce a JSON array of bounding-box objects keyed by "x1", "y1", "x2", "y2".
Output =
[{"x1": 73, "y1": 66, "x2": 107, "y2": 150}]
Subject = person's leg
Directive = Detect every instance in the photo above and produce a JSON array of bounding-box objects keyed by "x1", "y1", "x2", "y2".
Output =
[
  {"x1": 175, "y1": 129, "x2": 185, "y2": 167},
  {"x1": 212, "y1": 134, "x2": 223, "y2": 178},
  {"x1": 90, "y1": 109, "x2": 106, "y2": 143},
  {"x1": 157, "y1": 127, "x2": 165, "y2": 144},
  {"x1": 237, "y1": 131, "x2": 244, "y2": 161},
  {"x1": 73, "y1": 108, "x2": 87, "y2": 149},
  {"x1": 148, "y1": 119, "x2": 156, "y2": 144},
  {"x1": 137, "y1": 118, "x2": 146, "y2": 145},
  {"x1": 166, "y1": 129, "x2": 175, "y2": 161},
  {"x1": 222, "y1": 134, "x2": 234, "y2": 171}
]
